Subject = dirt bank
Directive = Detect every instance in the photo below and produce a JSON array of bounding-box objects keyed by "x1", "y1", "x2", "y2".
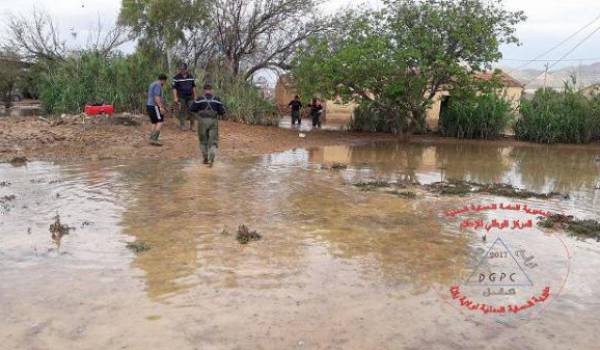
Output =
[
  {"x1": 0, "y1": 114, "x2": 395, "y2": 162},
  {"x1": 2, "y1": 114, "x2": 600, "y2": 163}
]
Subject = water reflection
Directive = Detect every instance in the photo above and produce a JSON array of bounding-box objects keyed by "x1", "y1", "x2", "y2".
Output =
[
  {"x1": 2, "y1": 140, "x2": 600, "y2": 349},
  {"x1": 306, "y1": 141, "x2": 600, "y2": 198},
  {"x1": 509, "y1": 146, "x2": 600, "y2": 193}
]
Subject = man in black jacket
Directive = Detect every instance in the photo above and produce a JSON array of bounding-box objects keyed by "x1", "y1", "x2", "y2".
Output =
[
  {"x1": 288, "y1": 95, "x2": 303, "y2": 126},
  {"x1": 189, "y1": 84, "x2": 226, "y2": 166},
  {"x1": 172, "y1": 63, "x2": 197, "y2": 131}
]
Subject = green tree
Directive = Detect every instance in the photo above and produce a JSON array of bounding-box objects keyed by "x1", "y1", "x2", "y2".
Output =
[
  {"x1": 118, "y1": 0, "x2": 208, "y2": 71},
  {"x1": 0, "y1": 50, "x2": 24, "y2": 108},
  {"x1": 293, "y1": 0, "x2": 525, "y2": 135}
]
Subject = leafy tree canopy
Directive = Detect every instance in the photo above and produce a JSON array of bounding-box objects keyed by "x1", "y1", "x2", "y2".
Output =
[{"x1": 292, "y1": 0, "x2": 526, "y2": 134}]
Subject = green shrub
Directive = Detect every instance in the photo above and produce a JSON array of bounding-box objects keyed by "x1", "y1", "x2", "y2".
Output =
[
  {"x1": 440, "y1": 92, "x2": 513, "y2": 139},
  {"x1": 219, "y1": 79, "x2": 278, "y2": 126},
  {"x1": 515, "y1": 83, "x2": 600, "y2": 144},
  {"x1": 348, "y1": 100, "x2": 415, "y2": 133},
  {"x1": 38, "y1": 52, "x2": 278, "y2": 125},
  {"x1": 39, "y1": 51, "x2": 161, "y2": 114},
  {"x1": 193, "y1": 68, "x2": 278, "y2": 126}
]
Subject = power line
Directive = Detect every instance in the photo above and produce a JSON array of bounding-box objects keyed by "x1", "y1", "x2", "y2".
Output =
[
  {"x1": 523, "y1": 24, "x2": 600, "y2": 86},
  {"x1": 502, "y1": 57, "x2": 600, "y2": 62},
  {"x1": 511, "y1": 12, "x2": 600, "y2": 71}
]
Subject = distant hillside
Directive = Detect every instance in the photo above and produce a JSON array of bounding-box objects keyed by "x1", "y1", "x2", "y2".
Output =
[{"x1": 501, "y1": 62, "x2": 600, "y2": 91}]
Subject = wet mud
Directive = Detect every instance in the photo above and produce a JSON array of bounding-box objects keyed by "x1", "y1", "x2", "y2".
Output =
[
  {"x1": 9, "y1": 156, "x2": 27, "y2": 166},
  {"x1": 354, "y1": 178, "x2": 568, "y2": 200},
  {"x1": 425, "y1": 180, "x2": 568, "y2": 199},
  {"x1": 49, "y1": 215, "x2": 73, "y2": 248},
  {"x1": 539, "y1": 214, "x2": 600, "y2": 241},
  {"x1": 126, "y1": 240, "x2": 152, "y2": 253},
  {"x1": 236, "y1": 224, "x2": 262, "y2": 244}
]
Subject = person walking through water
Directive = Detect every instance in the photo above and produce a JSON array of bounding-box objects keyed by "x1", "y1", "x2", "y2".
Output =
[
  {"x1": 308, "y1": 98, "x2": 323, "y2": 128},
  {"x1": 288, "y1": 95, "x2": 303, "y2": 127},
  {"x1": 190, "y1": 84, "x2": 226, "y2": 167},
  {"x1": 172, "y1": 63, "x2": 197, "y2": 131},
  {"x1": 146, "y1": 74, "x2": 168, "y2": 146}
]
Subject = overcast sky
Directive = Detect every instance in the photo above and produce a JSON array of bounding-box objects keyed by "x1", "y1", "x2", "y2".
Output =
[{"x1": 1, "y1": 0, "x2": 599, "y2": 72}]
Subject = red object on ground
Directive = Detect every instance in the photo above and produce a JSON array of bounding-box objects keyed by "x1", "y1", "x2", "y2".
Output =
[{"x1": 84, "y1": 104, "x2": 114, "y2": 116}]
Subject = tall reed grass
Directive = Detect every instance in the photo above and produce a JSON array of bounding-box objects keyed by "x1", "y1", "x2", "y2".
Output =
[
  {"x1": 39, "y1": 51, "x2": 160, "y2": 114},
  {"x1": 440, "y1": 92, "x2": 514, "y2": 139},
  {"x1": 37, "y1": 51, "x2": 278, "y2": 125},
  {"x1": 516, "y1": 84, "x2": 600, "y2": 144}
]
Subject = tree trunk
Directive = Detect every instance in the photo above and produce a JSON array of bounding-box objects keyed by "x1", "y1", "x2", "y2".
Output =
[{"x1": 166, "y1": 46, "x2": 174, "y2": 74}]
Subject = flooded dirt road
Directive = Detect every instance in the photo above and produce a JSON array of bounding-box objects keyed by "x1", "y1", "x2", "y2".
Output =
[{"x1": 1, "y1": 141, "x2": 599, "y2": 349}]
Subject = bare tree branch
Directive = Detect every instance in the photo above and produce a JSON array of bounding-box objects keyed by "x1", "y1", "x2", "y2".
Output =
[
  {"x1": 4, "y1": 8, "x2": 66, "y2": 62},
  {"x1": 208, "y1": 0, "x2": 331, "y2": 80}
]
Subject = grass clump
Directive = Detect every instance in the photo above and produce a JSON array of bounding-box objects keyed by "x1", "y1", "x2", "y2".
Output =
[
  {"x1": 440, "y1": 92, "x2": 514, "y2": 139},
  {"x1": 425, "y1": 180, "x2": 472, "y2": 196},
  {"x1": 516, "y1": 82, "x2": 600, "y2": 144},
  {"x1": 39, "y1": 51, "x2": 161, "y2": 114},
  {"x1": 478, "y1": 183, "x2": 567, "y2": 199},
  {"x1": 538, "y1": 214, "x2": 600, "y2": 241},
  {"x1": 236, "y1": 224, "x2": 262, "y2": 245},
  {"x1": 353, "y1": 180, "x2": 394, "y2": 191},
  {"x1": 425, "y1": 180, "x2": 568, "y2": 199},
  {"x1": 126, "y1": 240, "x2": 151, "y2": 253},
  {"x1": 321, "y1": 162, "x2": 348, "y2": 170}
]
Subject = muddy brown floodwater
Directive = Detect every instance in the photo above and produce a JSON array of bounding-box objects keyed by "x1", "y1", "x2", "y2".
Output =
[{"x1": 1, "y1": 141, "x2": 599, "y2": 349}]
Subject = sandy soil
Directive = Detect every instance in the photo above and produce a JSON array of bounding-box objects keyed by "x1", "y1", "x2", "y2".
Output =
[{"x1": 2, "y1": 114, "x2": 600, "y2": 163}]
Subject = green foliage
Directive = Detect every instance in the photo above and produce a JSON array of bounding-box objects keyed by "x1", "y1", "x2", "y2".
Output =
[
  {"x1": 440, "y1": 78, "x2": 514, "y2": 139},
  {"x1": 119, "y1": 0, "x2": 207, "y2": 68},
  {"x1": 195, "y1": 68, "x2": 279, "y2": 126},
  {"x1": 516, "y1": 82, "x2": 600, "y2": 144},
  {"x1": 293, "y1": 0, "x2": 524, "y2": 135},
  {"x1": 219, "y1": 81, "x2": 279, "y2": 126},
  {"x1": 38, "y1": 51, "x2": 162, "y2": 114},
  {"x1": 36, "y1": 50, "x2": 277, "y2": 125},
  {"x1": 0, "y1": 50, "x2": 24, "y2": 108},
  {"x1": 348, "y1": 100, "x2": 414, "y2": 133}
]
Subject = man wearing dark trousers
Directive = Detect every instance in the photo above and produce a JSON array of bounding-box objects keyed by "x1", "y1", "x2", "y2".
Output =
[
  {"x1": 172, "y1": 63, "x2": 197, "y2": 131},
  {"x1": 190, "y1": 84, "x2": 226, "y2": 166},
  {"x1": 288, "y1": 95, "x2": 303, "y2": 126},
  {"x1": 146, "y1": 74, "x2": 168, "y2": 146}
]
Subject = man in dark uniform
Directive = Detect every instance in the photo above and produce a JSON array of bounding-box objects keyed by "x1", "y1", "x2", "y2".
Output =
[
  {"x1": 172, "y1": 63, "x2": 197, "y2": 131},
  {"x1": 189, "y1": 84, "x2": 226, "y2": 166},
  {"x1": 288, "y1": 95, "x2": 303, "y2": 126}
]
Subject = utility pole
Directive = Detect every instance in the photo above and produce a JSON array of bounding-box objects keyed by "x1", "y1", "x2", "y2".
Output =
[
  {"x1": 578, "y1": 59, "x2": 583, "y2": 89},
  {"x1": 543, "y1": 63, "x2": 550, "y2": 93}
]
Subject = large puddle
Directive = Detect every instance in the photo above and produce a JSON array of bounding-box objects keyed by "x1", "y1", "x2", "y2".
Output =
[{"x1": 1, "y1": 141, "x2": 599, "y2": 349}]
